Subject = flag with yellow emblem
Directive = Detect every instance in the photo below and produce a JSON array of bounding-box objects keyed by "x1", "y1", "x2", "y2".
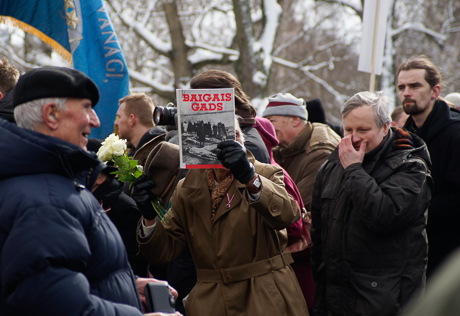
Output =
[{"x1": 0, "y1": 0, "x2": 129, "y2": 139}]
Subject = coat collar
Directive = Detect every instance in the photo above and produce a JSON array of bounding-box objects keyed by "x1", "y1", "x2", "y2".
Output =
[
  {"x1": 404, "y1": 99, "x2": 460, "y2": 143},
  {"x1": 275, "y1": 122, "x2": 313, "y2": 157},
  {"x1": 181, "y1": 153, "x2": 254, "y2": 234}
]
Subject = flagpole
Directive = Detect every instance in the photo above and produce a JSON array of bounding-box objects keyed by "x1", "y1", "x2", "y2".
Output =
[{"x1": 370, "y1": 0, "x2": 381, "y2": 92}]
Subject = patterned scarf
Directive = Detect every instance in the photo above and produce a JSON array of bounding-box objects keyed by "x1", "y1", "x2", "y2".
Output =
[{"x1": 205, "y1": 169, "x2": 233, "y2": 222}]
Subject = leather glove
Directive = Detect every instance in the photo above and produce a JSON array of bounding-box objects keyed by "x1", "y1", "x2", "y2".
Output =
[
  {"x1": 217, "y1": 140, "x2": 255, "y2": 184},
  {"x1": 131, "y1": 174, "x2": 158, "y2": 220}
]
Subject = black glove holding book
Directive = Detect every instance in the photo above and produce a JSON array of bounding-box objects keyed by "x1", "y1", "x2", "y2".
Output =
[
  {"x1": 131, "y1": 174, "x2": 158, "y2": 220},
  {"x1": 217, "y1": 140, "x2": 255, "y2": 184}
]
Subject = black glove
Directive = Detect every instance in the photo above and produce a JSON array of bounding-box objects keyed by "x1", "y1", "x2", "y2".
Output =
[
  {"x1": 217, "y1": 140, "x2": 255, "y2": 184},
  {"x1": 131, "y1": 174, "x2": 158, "y2": 220}
]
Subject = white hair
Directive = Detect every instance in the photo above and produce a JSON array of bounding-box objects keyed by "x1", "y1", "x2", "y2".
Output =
[
  {"x1": 14, "y1": 97, "x2": 67, "y2": 130},
  {"x1": 342, "y1": 91, "x2": 391, "y2": 128}
]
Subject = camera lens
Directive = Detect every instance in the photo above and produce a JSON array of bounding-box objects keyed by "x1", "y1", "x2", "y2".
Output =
[
  {"x1": 154, "y1": 105, "x2": 177, "y2": 126},
  {"x1": 153, "y1": 107, "x2": 163, "y2": 125}
]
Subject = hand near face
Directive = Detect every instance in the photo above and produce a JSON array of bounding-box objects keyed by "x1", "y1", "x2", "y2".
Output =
[{"x1": 338, "y1": 135, "x2": 366, "y2": 169}]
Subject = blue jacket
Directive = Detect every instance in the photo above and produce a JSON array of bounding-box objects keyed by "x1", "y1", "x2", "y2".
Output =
[{"x1": 0, "y1": 120, "x2": 143, "y2": 316}]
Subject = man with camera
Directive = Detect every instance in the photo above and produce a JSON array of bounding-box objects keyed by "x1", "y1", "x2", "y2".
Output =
[{"x1": 115, "y1": 92, "x2": 165, "y2": 155}]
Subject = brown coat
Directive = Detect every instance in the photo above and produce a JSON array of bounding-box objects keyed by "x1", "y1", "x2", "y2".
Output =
[
  {"x1": 273, "y1": 122, "x2": 340, "y2": 210},
  {"x1": 139, "y1": 156, "x2": 309, "y2": 316}
]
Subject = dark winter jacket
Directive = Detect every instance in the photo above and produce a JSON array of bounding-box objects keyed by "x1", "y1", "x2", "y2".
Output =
[
  {"x1": 311, "y1": 127, "x2": 432, "y2": 316},
  {"x1": 92, "y1": 176, "x2": 149, "y2": 277},
  {"x1": 0, "y1": 90, "x2": 15, "y2": 123},
  {"x1": 242, "y1": 125, "x2": 271, "y2": 164},
  {"x1": 404, "y1": 100, "x2": 460, "y2": 276},
  {"x1": 0, "y1": 120, "x2": 143, "y2": 316},
  {"x1": 129, "y1": 126, "x2": 165, "y2": 156}
]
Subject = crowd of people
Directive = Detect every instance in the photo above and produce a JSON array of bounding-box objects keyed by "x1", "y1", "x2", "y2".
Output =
[{"x1": 0, "y1": 54, "x2": 459, "y2": 316}]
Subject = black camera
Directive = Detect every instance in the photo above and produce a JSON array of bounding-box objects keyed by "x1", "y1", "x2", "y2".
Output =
[
  {"x1": 144, "y1": 282, "x2": 176, "y2": 313},
  {"x1": 154, "y1": 102, "x2": 177, "y2": 126}
]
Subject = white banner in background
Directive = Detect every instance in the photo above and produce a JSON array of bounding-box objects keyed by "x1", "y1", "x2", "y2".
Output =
[{"x1": 358, "y1": 0, "x2": 390, "y2": 75}]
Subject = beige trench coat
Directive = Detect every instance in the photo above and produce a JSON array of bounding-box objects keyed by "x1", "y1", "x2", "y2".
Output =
[{"x1": 139, "y1": 156, "x2": 309, "y2": 316}]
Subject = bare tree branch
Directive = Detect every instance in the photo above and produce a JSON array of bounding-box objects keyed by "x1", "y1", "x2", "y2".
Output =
[
  {"x1": 391, "y1": 22, "x2": 448, "y2": 45},
  {"x1": 316, "y1": 0, "x2": 363, "y2": 19},
  {"x1": 129, "y1": 68, "x2": 175, "y2": 99},
  {"x1": 106, "y1": 0, "x2": 172, "y2": 56}
]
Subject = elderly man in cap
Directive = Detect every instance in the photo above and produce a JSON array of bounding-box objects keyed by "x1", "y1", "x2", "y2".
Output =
[
  {"x1": 0, "y1": 66, "x2": 181, "y2": 316},
  {"x1": 262, "y1": 93, "x2": 340, "y2": 210}
]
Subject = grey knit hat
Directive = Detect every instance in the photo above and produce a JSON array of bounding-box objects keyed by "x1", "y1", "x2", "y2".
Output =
[{"x1": 262, "y1": 93, "x2": 308, "y2": 120}]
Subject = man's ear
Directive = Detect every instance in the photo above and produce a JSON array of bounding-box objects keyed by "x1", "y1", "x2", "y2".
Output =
[
  {"x1": 130, "y1": 113, "x2": 136, "y2": 126},
  {"x1": 91, "y1": 173, "x2": 108, "y2": 192},
  {"x1": 432, "y1": 84, "x2": 441, "y2": 100},
  {"x1": 383, "y1": 122, "x2": 390, "y2": 136},
  {"x1": 96, "y1": 173, "x2": 107, "y2": 185},
  {"x1": 291, "y1": 116, "x2": 301, "y2": 127},
  {"x1": 0, "y1": 91, "x2": 4, "y2": 101},
  {"x1": 42, "y1": 103, "x2": 60, "y2": 130}
]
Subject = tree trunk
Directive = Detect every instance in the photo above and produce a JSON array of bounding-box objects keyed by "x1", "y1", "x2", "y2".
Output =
[
  {"x1": 163, "y1": 0, "x2": 193, "y2": 89},
  {"x1": 232, "y1": 0, "x2": 259, "y2": 98}
]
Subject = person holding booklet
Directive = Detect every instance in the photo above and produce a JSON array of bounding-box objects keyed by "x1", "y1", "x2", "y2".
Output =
[
  {"x1": 189, "y1": 69, "x2": 271, "y2": 164},
  {"x1": 136, "y1": 118, "x2": 309, "y2": 316}
]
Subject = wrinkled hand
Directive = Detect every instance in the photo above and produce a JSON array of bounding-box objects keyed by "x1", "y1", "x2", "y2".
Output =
[
  {"x1": 136, "y1": 277, "x2": 181, "y2": 315},
  {"x1": 338, "y1": 135, "x2": 366, "y2": 169},
  {"x1": 217, "y1": 140, "x2": 255, "y2": 184},
  {"x1": 131, "y1": 174, "x2": 158, "y2": 220}
]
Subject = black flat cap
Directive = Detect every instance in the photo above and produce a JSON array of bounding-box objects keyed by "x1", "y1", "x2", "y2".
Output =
[{"x1": 13, "y1": 66, "x2": 100, "y2": 108}]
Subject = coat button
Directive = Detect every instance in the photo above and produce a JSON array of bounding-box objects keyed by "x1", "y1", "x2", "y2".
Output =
[
  {"x1": 371, "y1": 281, "x2": 378, "y2": 287},
  {"x1": 272, "y1": 204, "x2": 279, "y2": 211}
]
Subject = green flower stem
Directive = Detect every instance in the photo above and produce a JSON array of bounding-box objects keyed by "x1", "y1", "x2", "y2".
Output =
[
  {"x1": 151, "y1": 198, "x2": 169, "y2": 223},
  {"x1": 111, "y1": 155, "x2": 143, "y2": 183},
  {"x1": 106, "y1": 154, "x2": 168, "y2": 222}
]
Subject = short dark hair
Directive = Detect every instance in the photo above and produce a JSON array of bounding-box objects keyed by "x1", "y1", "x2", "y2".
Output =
[
  {"x1": 118, "y1": 93, "x2": 155, "y2": 127},
  {"x1": 396, "y1": 55, "x2": 442, "y2": 89}
]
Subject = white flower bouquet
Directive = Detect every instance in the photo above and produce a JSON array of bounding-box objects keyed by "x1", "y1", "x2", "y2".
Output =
[
  {"x1": 97, "y1": 133, "x2": 167, "y2": 221},
  {"x1": 97, "y1": 133, "x2": 143, "y2": 183}
]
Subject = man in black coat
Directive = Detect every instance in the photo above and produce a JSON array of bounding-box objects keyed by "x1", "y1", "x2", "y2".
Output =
[
  {"x1": 88, "y1": 138, "x2": 150, "y2": 277},
  {"x1": 311, "y1": 91, "x2": 432, "y2": 316},
  {"x1": 397, "y1": 55, "x2": 460, "y2": 278}
]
